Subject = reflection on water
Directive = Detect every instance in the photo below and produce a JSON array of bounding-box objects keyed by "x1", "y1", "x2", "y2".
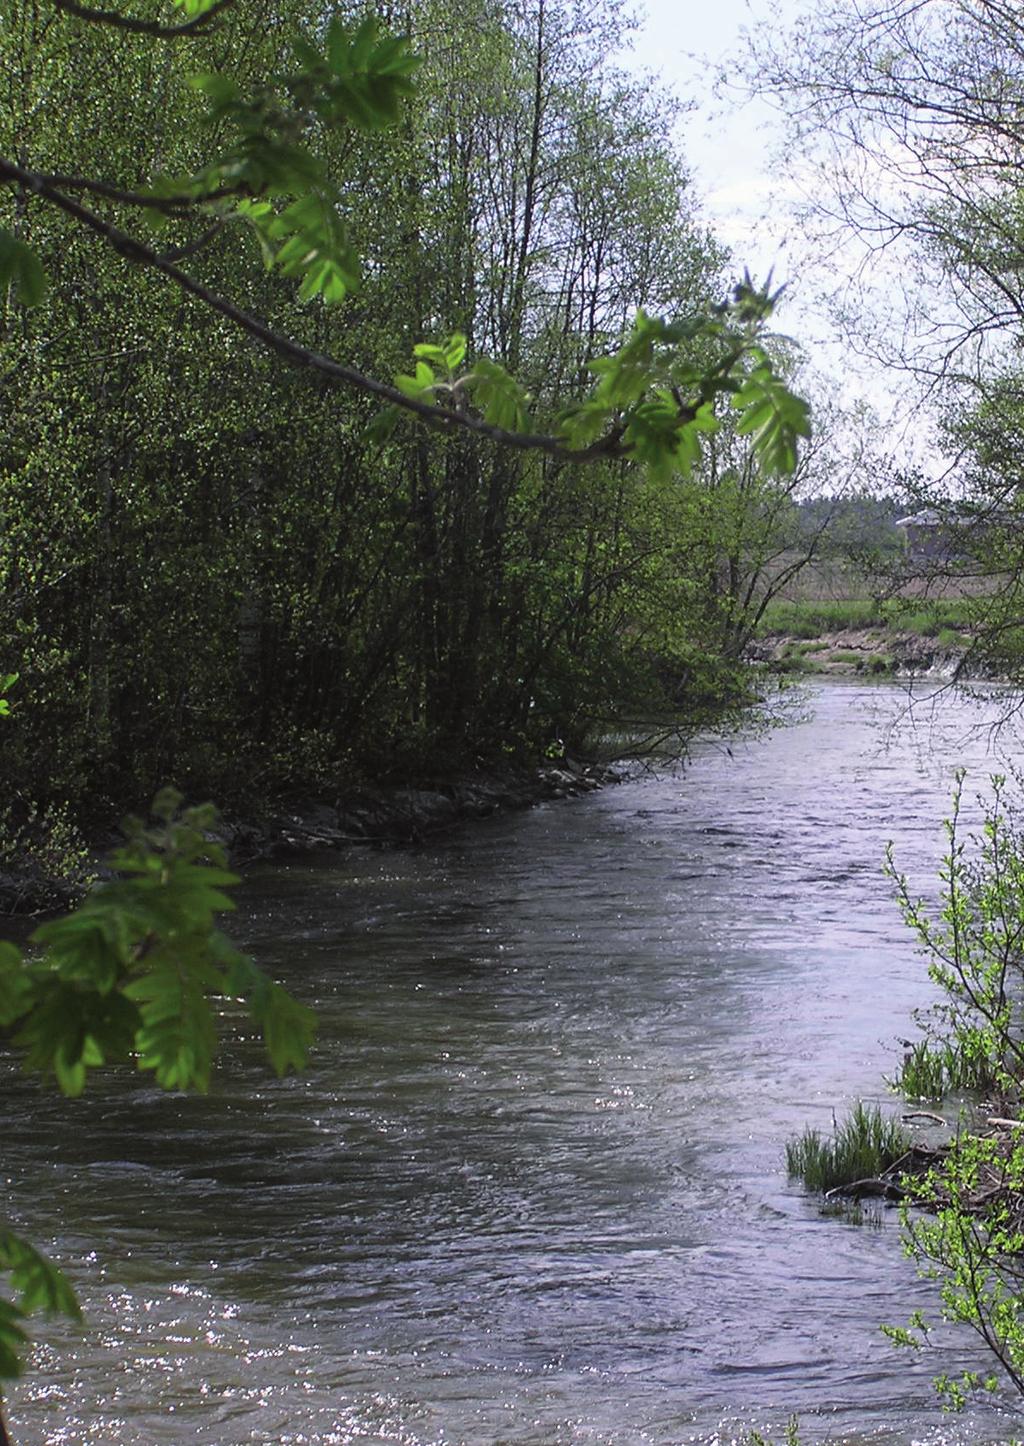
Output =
[{"x1": 4, "y1": 681, "x2": 1024, "y2": 1444}]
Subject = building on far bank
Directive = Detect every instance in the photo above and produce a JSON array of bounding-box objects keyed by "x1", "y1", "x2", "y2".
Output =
[{"x1": 895, "y1": 507, "x2": 972, "y2": 563}]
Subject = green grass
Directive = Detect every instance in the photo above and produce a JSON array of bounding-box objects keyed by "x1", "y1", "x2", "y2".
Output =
[
  {"x1": 758, "y1": 598, "x2": 886, "y2": 637},
  {"x1": 889, "y1": 1036, "x2": 999, "y2": 1100},
  {"x1": 891, "y1": 600, "x2": 974, "y2": 635},
  {"x1": 935, "y1": 627, "x2": 971, "y2": 649},
  {"x1": 785, "y1": 1102, "x2": 911, "y2": 1194},
  {"x1": 758, "y1": 596, "x2": 976, "y2": 640}
]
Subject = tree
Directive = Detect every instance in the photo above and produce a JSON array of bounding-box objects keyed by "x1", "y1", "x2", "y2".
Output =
[
  {"x1": 0, "y1": 0, "x2": 812, "y2": 822},
  {"x1": 742, "y1": 0, "x2": 1024, "y2": 678},
  {"x1": 744, "y1": 0, "x2": 1024, "y2": 389}
]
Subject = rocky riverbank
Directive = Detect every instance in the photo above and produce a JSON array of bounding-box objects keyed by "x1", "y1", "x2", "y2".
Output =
[
  {"x1": 0, "y1": 757, "x2": 616, "y2": 915},
  {"x1": 221, "y1": 756, "x2": 614, "y2": 863},
  {"x1": 749, "y1": 626, "x2": 973, "y2": 678}
]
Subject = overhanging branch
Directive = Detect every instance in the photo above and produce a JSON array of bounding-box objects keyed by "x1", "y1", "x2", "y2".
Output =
[
  {"x1": 1, "y1": 155, "x2": 632, "y2": 465},
  {"x1": 53, "y1": 0, "x2": 235, "y2": 37}
]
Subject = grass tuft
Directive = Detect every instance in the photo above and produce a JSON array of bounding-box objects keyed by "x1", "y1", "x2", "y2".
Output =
[
  {"x1": 786, "y1": 1102, "x2": 911, "y2": 1194},
  {"x1": 890, "y1": 1036, "x2": 999, "y2": 1100}
]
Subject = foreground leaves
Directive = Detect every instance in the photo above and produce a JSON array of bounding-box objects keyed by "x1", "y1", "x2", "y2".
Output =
[
  {"x1": 0, "y1": 1232, "x2": 81, "y2": 1379},
  {"x1": 7, "y1": 790, "x2": 316, "y2": 1096},
  {"x1": 395, "y1": 283, "x2": 812, "y2": 478},
  {"x1": 0, "y1": 790, "x2": 317, "y2": 1381}
]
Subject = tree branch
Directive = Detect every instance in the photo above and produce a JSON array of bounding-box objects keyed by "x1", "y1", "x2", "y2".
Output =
[
  {"x1": 1, "y1": 155, "x2": 632, "y2": 465},
  {"x1": 52, "y1": 0, "x2": 235, "y2": 38}
]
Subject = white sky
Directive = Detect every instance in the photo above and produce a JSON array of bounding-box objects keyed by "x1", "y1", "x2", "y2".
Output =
[
  {"x1": 617, "y1": 0, "x2": 944, "y2": 476},
  {"x1": 623, "y1": 0, "x2": 799, "y2": 279}
]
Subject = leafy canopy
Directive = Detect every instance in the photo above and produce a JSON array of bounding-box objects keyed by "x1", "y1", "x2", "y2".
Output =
[{"x1": 0, "y1": 7, "x2": 811, "y2": 482}]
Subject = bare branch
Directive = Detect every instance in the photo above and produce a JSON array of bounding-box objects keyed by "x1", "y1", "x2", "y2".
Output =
[{"x1": 52, "y1": 0, "x2": 235, "y2": 38}]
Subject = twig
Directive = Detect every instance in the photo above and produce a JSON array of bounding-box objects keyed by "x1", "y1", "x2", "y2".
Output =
[
  {"x1": 0, "y1": 155, "x2": 636, "y2": 465},
  {"x1": 53, "y1": 0, "x2": 235, "y2": 38}
]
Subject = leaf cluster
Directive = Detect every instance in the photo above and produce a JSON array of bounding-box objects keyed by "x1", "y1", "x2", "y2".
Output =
[
  {"x1": 0, "y1": 788, "x2": 316, "y2": 1096},
  {"x1": 393, "y1": 283, "x2": 811, "y2": 479},
  {"x1": 0, "y1": 790, "x2": 316, "y2": 1384},
  {"x1": 0, "y1": 1231, "x2": 81, "y2": 1381}
]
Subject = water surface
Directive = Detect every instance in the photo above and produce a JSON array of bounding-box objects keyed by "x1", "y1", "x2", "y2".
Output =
[{"x1": 4, "y1": 680, "x2": 1024, "y2": 1443}]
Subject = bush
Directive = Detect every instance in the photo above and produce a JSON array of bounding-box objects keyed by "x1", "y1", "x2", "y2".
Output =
[
  {"x1": 886, "y1": 775, "x2": 1024, "y2": 1407},
  {"x1": 889, "y1": 1034, "x2": 999, "y2": 1100}
]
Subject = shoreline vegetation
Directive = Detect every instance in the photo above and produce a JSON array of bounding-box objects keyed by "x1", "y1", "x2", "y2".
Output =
[
  {"x1": 0, "y1": 755, "x2": 616, "y2": 916},
  {"x1": 786, "y1": 774, "x2": 1024, "y2": 1413},
  {"x1": 750, "y1": 597, "x2": 979, "y2": 678}
]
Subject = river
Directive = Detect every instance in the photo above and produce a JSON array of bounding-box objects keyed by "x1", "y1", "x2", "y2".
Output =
[{"x1": 4, "y1": 679, "x2": 1024, "y2": 1444}]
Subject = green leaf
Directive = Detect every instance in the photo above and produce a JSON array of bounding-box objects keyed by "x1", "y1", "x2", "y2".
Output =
[
  {"x1": 395, "y1": 372, "x2": 429, "y2": 401},
  {"x1": 0, "y1": 1230, "x2": 81, "y2": 1381},
  {"x1": 188, "y1": 72, "x2": 242, "y2": 110},
  {"x1": 465, "y1": 358, "x2": 528, "y2": 431},
  {"x1": 124, "y1": 957, "x2": 219, "y2": 1092},
  {"x1": 170, "y1": 0, "x2": 223, "y2": 16},
  {"x1": 0, "y1": 230, "x2": 47, "y2": 307},
  {"x1": 363, "y1": 406, "x2": 401, "y2": 447},
  {"x1": 412, "y1": 334, "x2": 466, "y2": 375},
  {"x1": 0, "y1": 941, "x2": 32, "y2": 1028},
  {"x1": 0, "y1": 1297, "x2": 28, "y2": 1380},
  {"x1": 733, "y1": 370, "x2": 812, "y2": 477},
  {"x1": 224, "y1": 955, "x2": 316, "y2": 1076},
  {"x1": 263, "y1": 192, "x2": 360, "y2": 304},
  {"x1": 558, "y1": 399, "x2": 614, "y2": 450},
  {"x1": 33, "y1": 905, "x2": 131, "y2": 994},
  {"x1": 12, "y1": 981, "x2": 141, "y2": 1096},
  {"x1": 412, "y1": 342, "x2": 449, "y2": 367},
  {"x1": 443, "y1": 333, "x2": 467, "y2": 370},
  {"x1": 395, "y1": 358, "x2": 437, "y2": 401}
]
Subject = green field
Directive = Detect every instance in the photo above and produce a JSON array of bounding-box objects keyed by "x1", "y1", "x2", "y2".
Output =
[{"x1": 756, "y1": 596, "x2": 976, "y2": 639}]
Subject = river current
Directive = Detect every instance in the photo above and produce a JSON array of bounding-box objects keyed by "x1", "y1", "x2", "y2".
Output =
[{"x1": 4, "y1": 680, "x2": 1024, "y2": 1444}]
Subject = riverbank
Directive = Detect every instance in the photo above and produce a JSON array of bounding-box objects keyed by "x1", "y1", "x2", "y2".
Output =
[
  {"x1": 0, "y1": 756, "x2": 615, "y2": 915},
  {"x1": 749, "y1": 627, "x2": 972, "y2": 678},
  {"x1": 222, "y1": 756, "x2": 613, "y2": 862},
  {"x1": 750, "y1": 594, "x2": 987, "y2": 678}
]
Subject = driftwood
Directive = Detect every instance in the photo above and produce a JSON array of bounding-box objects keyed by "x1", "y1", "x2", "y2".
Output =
[
  {"x1": 825, "y1": 1176, "x2": 908, "y2": 1202},
  {"x1": 825, "y1": 1143, "x2": 946, "y2": 1203},
  {"x1": 827, "y1": 1124, "x2": 1024, "y2": 1221}
]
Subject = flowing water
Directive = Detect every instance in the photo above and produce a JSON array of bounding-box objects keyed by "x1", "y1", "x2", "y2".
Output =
[{"x1": 5, "y1": 680, "x2": 1024, "y2": 1445}]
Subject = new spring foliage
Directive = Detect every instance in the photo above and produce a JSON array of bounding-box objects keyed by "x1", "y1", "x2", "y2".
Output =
[{"x1": 0, "y1": 790, "x2": 316, "y2": 1380}]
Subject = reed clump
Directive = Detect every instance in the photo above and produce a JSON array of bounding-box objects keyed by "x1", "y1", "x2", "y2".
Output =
[
  {"x1": 786, "y1": 1102, "x2": 911, "y2": 1195},
  {"x1": 890, "y1": 1036, "x2": 999, "y2": 1101}
]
